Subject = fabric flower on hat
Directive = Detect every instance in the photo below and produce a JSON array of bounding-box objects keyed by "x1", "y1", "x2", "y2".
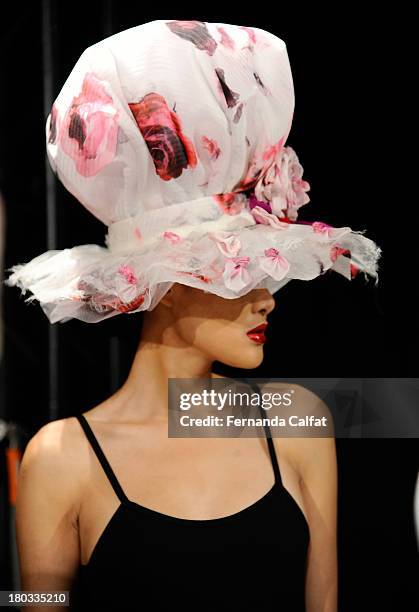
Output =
[
  {"x1": 208, "y1": 231, "x2": 241, "y2": 257},
  {"x1": 312, "y1": 221, "x2": 335, "y2": 238},
  {"x1": 249, "y1": 203, "x2": 290, "y2": 229},
  {"x1": 259, "y1": 248, "x2": 290, "y2": 281},
  {"x1": 223, "y1": 256, "x2": 252, "y2": 291},
  {"x1": 114, "y1": 264, "x2": 141, "y2": 303},
  {"x1": 254, "y1": 145, "x2": 311, "y2": 221}
]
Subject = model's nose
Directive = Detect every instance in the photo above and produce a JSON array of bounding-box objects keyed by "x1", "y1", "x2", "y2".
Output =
[{"x1": 251, "y1": 289, "x2": 276, "y2": 316}]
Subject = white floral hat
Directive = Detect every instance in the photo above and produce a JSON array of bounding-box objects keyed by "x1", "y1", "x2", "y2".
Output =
[{"x1": 4, "y1": 19, "x2": 381, "y2": 323}]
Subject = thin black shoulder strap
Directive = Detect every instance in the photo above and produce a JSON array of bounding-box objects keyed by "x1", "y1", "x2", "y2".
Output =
[
  {"x1": 263, "y1": 421, "x2": 283, "y2": 486},
  {"x1": 249, "y1": 381, "x2": 283, "y2": 487},
  {"x1": 76, "y1": 414, "x2": 129, "y2": 504}
]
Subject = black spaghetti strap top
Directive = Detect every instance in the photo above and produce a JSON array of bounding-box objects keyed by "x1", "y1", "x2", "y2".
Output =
[{"x1": 69, "y1": 403, "x2": 310, "y2": 611}]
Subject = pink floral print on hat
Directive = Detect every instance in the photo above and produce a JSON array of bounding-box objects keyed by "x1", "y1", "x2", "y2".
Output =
[{"x1": 58, "y1": 73, "x2": 120, "y2": 177}]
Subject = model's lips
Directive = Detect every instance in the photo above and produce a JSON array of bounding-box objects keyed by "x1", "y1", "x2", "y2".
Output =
[
  {"x1": 247, "y1": 322, "x2": 268, "y2": 334},
  {"x1": 246, "y1": 322, "x2": 268, "y2": 344}
]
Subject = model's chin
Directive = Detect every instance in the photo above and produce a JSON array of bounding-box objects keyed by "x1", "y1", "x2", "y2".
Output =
[
  {"x1": 242, "y1": 347, "x2": 265, "y2": 369},
  {"x1": 219, "y1": 344, "x2": 265, "y2": 369}
]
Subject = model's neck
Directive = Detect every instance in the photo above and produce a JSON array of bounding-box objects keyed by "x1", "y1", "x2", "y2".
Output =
[{"x1": 114, "y1": 332, "x2": 214, "y2": 421}]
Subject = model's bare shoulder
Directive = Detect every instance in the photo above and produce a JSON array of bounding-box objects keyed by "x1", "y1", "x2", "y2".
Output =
[
  {"x1": 290, "y1": 383, "x2": 334, "y2": 424},
  {"x1": 16, "y1": 417, "x2": 88, "y2": 595},
  {"x1": 19, "y1": 416, "x2": 87, "y2": 515},
  {"x1": 270, "y1": 383, "x2": 336, "y2": 476},
  {"x1": 267, "y1": 382, "x2": 334, "y2": 428}
]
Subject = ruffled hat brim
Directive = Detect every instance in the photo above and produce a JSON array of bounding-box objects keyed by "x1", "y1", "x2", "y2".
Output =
[{"x1": 4, "y1": 219, "x2": 381, "y2": 324}]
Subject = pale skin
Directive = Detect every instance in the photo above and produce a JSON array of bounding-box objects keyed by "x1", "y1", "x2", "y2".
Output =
[{"x1": 16, "y1": 284, "x2": 337, "y2": 611}]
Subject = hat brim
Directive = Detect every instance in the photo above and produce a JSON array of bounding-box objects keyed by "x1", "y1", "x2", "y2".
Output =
[{"x1": 4, "y1": 221, "x2": 381, "y2": 324}]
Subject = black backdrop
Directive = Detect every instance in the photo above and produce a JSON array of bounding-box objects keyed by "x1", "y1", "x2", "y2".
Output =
[{"x1": 1, "y1": 2, "x2": 418, "y2": 609}]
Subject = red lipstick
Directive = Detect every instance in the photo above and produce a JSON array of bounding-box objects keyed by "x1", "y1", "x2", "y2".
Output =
[{"x1": 246, "y1": 322, "x2": 268, "y2": 344}]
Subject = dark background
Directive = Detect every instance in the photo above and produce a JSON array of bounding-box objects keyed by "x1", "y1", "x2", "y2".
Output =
[{"x1": 0, "y1": 2, "x2": 417, "y2": 610}]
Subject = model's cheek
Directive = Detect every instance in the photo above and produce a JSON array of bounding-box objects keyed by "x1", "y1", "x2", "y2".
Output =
[{"x1": 212, "y1": 328, "x2": 264, "y2": 361}]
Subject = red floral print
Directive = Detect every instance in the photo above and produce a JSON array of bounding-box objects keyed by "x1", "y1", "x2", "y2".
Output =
[
  {"x1": 239, "y1": 26, "x2": 257, "y2": 45},
  {"x1": 213, "y1": 193, "x2": 246, "y2": 215},
  {"x1": 201, "y1": 136, "x2": 221, "y2": 161},
  {"x1": 129, "y1": 93, "x2": 198, "y2": 181},
  {"x1": 215, "y1": 67, "x2": 240, "y2": 108},
  {"x1": 76, "y1": 277, "x2": 147, "y2": 314},
  {"x1": 48, "y1": 104, "x2": 58, "y2": 144},
  {"x1": 166, "y1": 20, "x2": 217, "y2": 56},
  {"x1": 217, "y1": 26, "x2": 235, "y2": 50},
  {"x1": 330, "y1": 245, "x2": 351, "y2": 263}
]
